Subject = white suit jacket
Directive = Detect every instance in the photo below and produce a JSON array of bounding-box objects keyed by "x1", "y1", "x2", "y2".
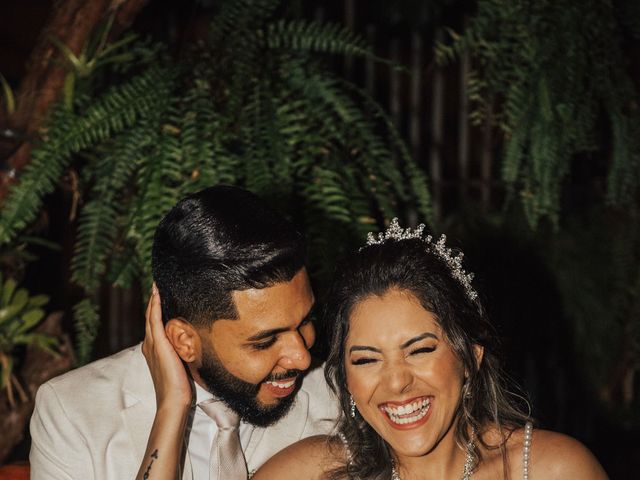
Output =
[{"x1": 30, "y1": 344, "x2": 339, "y2": 479}]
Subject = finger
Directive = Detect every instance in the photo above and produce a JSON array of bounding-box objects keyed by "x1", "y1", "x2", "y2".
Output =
[
  {"x1": 144, "y1": 290, "x2": 154, "y2": 342},
  {"x1": 148, "y1": 285, "x2": 164, "y2": 338}
]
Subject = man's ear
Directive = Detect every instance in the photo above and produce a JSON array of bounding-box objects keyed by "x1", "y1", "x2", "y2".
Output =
[
  {"x1": 165, "y1": 318, "x2": 200, "y2": 364},
  {"x1": 472, "y1": 344, "x2": 484, "y2": 371}
]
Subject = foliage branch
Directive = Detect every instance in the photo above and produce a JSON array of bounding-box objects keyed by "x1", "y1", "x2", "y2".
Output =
[{"x1": 437, "y1": 0, "x2": 640, "y2": 227}]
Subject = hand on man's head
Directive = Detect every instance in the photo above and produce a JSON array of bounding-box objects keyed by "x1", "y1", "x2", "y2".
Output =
[{"x1": 142, "y1": 284, "x2": 193, "y2": 411}]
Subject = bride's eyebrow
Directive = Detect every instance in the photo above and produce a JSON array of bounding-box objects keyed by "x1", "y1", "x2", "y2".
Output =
[
  {"x1": 400, "y1": 332, "x2": 438, "y2": 349},
  {"x1": 349, "y1": 345, "x2": 382, "y2": 354}
]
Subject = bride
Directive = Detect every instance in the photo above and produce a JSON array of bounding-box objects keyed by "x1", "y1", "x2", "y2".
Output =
[
  {"x1": 141, "y1": 219, "x2": 608, "y2": 479},
  {"x1": 253, "y1": 219, "x2": 607, "y2": 479}
]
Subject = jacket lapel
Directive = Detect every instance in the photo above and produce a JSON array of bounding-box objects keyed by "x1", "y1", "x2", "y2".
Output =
[{"x1": 120, "y1": 345, "x2": 194, "y2": 480}]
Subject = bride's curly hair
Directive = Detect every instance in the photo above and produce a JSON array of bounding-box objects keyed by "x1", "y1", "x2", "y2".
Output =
[{"x1": 323, "y1": 237, "x2": 531, "y2": 479}]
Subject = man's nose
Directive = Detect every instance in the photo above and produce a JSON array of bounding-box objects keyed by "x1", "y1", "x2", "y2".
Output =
[{"x1": 279, "y1": 330, "x2": 313, "y2": 371}]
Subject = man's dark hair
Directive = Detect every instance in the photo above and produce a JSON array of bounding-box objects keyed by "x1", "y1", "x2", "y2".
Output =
[{"x1": 151, "y1": 185, "x2": 305, "y2": 326}]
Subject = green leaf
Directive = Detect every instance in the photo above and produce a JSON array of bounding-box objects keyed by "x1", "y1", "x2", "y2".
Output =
[
  {"x1": 19, "y1": 235, "x2": 62, "y2": 251},
  {"x1": 0, "y1": 303, "x2": 22, "y2": 326},
  {"x1": 96, "y1": 34, "x2": 138, "y2": 61},
  {"x1": 49, "y1": 35, "x2": 82, "y2": 70},
  {"x1": 29, "y1": 334, "x2": 59, "y2": 355},
  {"x1": 1, "y1": 278, "x2": 16, "y2": 307},
  {"x1": 18, "y1": 308, "x2": 46, "y2": 333},
  {"x1": 63, "y1": 72, "x2": 76, "y2": 110},
  {"x1": 27, "y1": 295, "x2": 49, "y2": 308},
  {"x1": 0, "y1": 73, "x2": 15, "y2": 115},
  {"x1": 11, "y1": 288, "x2": 29, "y2": 312}
]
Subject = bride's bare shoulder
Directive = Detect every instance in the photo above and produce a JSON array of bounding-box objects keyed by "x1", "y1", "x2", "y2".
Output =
[
  {"x1": 523, "y1": 428, "x2": 608, "y2": 479},
  {"x1": 481, "y1": 425, "x2": 608, "y2": 480},
  {"x1": 252, "y1": 435, "x2": 345, "y2": 480}
]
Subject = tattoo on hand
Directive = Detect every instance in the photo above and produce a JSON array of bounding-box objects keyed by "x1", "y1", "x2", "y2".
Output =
[{"x1": 142, "y1": 449, "x2": 159, "y2": 479}]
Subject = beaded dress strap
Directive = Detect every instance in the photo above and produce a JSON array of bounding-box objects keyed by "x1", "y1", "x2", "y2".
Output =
[
  {"x1": 522, "y1": 422, "x2": 533, "y2": 480},
  {"x1": 338, "y1": 432, "x2": 353, "y2": 465}
]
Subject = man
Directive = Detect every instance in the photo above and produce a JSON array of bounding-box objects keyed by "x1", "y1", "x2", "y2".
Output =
[{"x1": 30, "y1": 185, "x2": 339, "y2": 479}]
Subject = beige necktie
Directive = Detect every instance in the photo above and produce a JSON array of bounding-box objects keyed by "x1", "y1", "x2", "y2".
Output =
[{"x1": 199, "y1": 399, "x2": 248, "y2": 480}]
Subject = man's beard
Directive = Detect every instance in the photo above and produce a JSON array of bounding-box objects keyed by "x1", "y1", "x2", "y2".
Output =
[{"x1": 197, "y1": 346, "x2": 301, "y2": 427}]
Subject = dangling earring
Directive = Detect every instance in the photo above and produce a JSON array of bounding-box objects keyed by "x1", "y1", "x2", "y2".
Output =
[{"x1": 349, "y1": 395, "x2": 356, "y2": 418}]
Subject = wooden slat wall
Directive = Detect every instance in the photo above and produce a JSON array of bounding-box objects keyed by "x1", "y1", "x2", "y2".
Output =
[{"x1": 331, "y1": 5, "x2": 498, "y2": 221}]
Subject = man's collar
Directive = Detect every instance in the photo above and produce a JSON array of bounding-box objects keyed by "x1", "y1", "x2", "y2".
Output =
[{"x1": 193, "y1": 379, "x2": 214, "y2": 404}]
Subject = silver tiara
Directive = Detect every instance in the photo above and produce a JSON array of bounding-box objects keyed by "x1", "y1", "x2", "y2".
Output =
[{"x1": 365, "y1": 218, "x2": 478, "y2": 301}]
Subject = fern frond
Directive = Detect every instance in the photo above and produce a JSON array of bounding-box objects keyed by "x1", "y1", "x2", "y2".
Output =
[
  {"x1": 263, "y1": 20, "x2": 375, "y2": 59},
  {"x1": 0, "y1": 65, "x2": 175, "y2": 244},
  {"x1": 444, "y1": 0, "x2": 640, "y2": 225},
  {"x1": 178, "y1": 88, "x2": 219, "y2": 192},
  {"x1": 240, "y1": 81, "x2": 278, "y2": 196},
  {"x1": 209, "y1": 0, "x2": 279, "y2": 44},
  {"x1": 70, "y1": 125, "x2": 155, "y2": 293},
  {"x1": 108, "y1": 242, "x2": 141, "y2": 288},
  {"x1": 128, "y1": 122, "x2": 184, "y2": 285},
  {"x1": 303, "y1": 166, "x2": 352, "y2": 224},
  {"x1": 73, "y1": 298, "x2": 100, "y2": 364}
]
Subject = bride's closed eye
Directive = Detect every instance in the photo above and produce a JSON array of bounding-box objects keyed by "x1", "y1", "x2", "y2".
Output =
[{"x1": 409, "y1": 346, "x2": 436, "y2": 355}]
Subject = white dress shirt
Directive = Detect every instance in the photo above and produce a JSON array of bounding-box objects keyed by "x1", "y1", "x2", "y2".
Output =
[{"x1": 187, "y1": 382, "x2": 254, "y2": 480}]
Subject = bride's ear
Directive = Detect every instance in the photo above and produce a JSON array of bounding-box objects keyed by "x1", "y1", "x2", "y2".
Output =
[
  {"x1": 472, "y1": 344, "x2": 484, "y2": 371},
  {"x1": 165, "y1": 318, "x2": 200, "y2": 364}
]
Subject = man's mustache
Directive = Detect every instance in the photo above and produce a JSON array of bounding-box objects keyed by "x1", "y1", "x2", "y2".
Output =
[{"x1": 264, "y1": 369, "x2": 302, "y2": 382}]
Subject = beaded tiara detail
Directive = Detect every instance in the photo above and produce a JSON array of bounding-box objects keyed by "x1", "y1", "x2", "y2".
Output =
[{"x1": 365, "y1": 218, "x2": 478, "y2": 301}]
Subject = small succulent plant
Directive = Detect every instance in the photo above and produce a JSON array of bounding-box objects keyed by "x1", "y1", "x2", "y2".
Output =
[{"x1": 0, "y1": 274, "x2": 57, "y2": 406}]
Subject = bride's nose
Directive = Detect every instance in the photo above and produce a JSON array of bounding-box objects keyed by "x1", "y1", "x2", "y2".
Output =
[{"x1": 382, "y1": 359, "x2": 414, "y2": 394}]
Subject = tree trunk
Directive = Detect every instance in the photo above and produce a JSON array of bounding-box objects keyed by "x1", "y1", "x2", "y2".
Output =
[{"x1": 0, "y1": 0, "x2": 150, "y2": 199}]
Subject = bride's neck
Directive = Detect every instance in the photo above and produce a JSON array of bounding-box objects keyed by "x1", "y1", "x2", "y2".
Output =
[{"x1": 394, "y1": 426, "x2": 468, "y2": 480}]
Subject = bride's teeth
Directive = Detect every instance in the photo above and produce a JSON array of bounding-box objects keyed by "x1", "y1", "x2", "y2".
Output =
[{"x1": 383, "y1": 398, "x2": 431, "y2": 424}]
